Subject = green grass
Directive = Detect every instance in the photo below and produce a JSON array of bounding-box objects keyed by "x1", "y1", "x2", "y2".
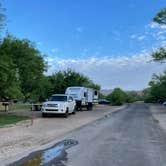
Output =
[
  {"x1": 0, "y1": 114, "x2": 29, "y2": 127},
  {"x1": 0, "y1": 103, "x2": 30, "y2": 111},
  {"x1": 10, "y1": 104, "x2": 30, "y2": 111}
]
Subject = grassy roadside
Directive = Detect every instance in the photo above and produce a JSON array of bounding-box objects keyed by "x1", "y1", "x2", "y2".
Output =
[
  {"x1": 0, "y1": 103, "x2": 30, "y2": 111},
  {"x1": 0, "y1": 114, "x2": 29, "y2": 128},
  {"x1": 9, "y1": 104, "x2": 30, "y2": 111}
]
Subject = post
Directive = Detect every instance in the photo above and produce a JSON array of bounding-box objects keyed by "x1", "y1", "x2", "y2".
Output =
[{"x1": 31, "y1": 103, "x2": 34, "y2": 126}]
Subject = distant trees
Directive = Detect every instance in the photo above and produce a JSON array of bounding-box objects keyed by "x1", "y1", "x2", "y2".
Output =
[
  {"x1": 106, "y1": 88, "x2": 127, "y2": 106},
  {"x1": 49, "y1": 69, "x2": 100, "y2": 94},
  {"x1": 102, "y1": 88, "x2": 142, "y2": 106}
]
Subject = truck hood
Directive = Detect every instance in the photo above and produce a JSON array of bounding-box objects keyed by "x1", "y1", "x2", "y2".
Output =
[{"x1": 43, "y1": 101, "x2": 66, "y2": 105}]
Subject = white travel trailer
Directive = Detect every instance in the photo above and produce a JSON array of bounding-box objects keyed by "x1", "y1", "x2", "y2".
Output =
[{"x1": 65, "y1": 86, "x2": 94, "y2": 111}]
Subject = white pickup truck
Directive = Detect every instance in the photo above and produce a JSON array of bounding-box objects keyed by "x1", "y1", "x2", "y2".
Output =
[{"x1": 41, "y1": 94, "x2": 76, "y2": 118}]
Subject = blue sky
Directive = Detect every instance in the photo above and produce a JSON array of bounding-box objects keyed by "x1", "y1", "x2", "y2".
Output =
[{"x1": 2, "y1": 0, "x2": 166, "y2": 90}]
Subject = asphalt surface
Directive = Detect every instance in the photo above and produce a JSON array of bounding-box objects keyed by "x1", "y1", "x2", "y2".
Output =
[
  {"x1": 65, "y1": 102, "x2": 166, "y2": 166},
  {"x1": 7, "y1": 102, "x2": 166, "y2": 166}
]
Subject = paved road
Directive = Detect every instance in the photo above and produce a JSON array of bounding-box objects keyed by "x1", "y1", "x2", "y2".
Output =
[
  {"x1": 7, "y1": 102, "x2": 166, "y2": 166},
  {"x1": 64, "y1": 102, "x2": 166, "y2": 166}
]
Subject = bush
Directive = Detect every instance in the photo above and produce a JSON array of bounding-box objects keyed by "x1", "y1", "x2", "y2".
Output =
[{"x1": 107, "y1": 88, "x2": 127, "y2": 106}]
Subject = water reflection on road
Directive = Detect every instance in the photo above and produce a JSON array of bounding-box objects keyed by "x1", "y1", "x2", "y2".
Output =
[{"x1": 10, "y1": 139, "x2": 78, "y2": 166}]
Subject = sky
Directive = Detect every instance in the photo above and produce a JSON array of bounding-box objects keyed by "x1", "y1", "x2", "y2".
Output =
[{"x1": 2, "y1": 0, "x2": 166, "y2": 90}]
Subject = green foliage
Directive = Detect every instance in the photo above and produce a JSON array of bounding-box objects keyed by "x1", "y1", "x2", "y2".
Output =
[
  {"x1": 126, "y1": 91, "x2": 143, "y2": 103},
  {"x1": 49, "y1": 69, "x2": 100, "y2": 94},
  {"x1": 144, "y1": 71, "x2": 166, "y2": 103},
  {"x1": 0, "y1": 47, "x2": 22, "y2": 99},
  {"x1": 153, "y1": 8, "x2": 166, "y2": 25},
  {"x1": 152, "y1": 47, "x2": 166, "y2": 62},
  {"x1": 152, "y1": 8, "x2": 166, "y2": 62},
  {"x1": 145, "y1": 7, "x2": 166, "y2": 102},
  {"x1": 99, "y1": 93, "x2": 106, "y2": 99},
  {"x1": 106, "y1": 88, "x2": 127, "y2": 106},
  {"x1": 0, "y1": 35, "x2": 47, "y2": 102},
  {"x1": 0, "y1": 37, "x2": 100, "y2": 102}
]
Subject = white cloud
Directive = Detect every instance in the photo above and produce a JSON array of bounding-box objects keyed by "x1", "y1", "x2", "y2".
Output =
[
  {"x1": 146, "y1": 22, "x2": 166, "y2": 45},
  {"x1": 45, "y1": 53, "x2": 165, "y2": 90},
  {"x1": 130, "y1": 34, "x2": 137, "y2": 39},
  {"x1": 137, "y1": 35, "x2": 146, "y2": 41},
  {"x1": 51, "y1": 48, "x2": 59, "y2": 53},
  {"x1": 149, "y1": 22, "x2": 166, "y2": 30},
  {"x1": 130, "y1": 34, "x2": 146, "y2": 41}
]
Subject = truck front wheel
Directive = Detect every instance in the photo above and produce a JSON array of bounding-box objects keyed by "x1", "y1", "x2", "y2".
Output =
[
  {"x1": 64, "y1": 109, "x2": 69, "y2": 118},
  {"x1": 42, "y1": 113, "x2": 47, "y2": 117},
  {"x1": 72, "y1": 106, "x2": 76, "y2": 114}
]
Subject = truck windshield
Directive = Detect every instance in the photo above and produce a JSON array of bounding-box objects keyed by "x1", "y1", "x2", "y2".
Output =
[{"x1": 49, "y1": 96, "x2": 67, "y2": 101}]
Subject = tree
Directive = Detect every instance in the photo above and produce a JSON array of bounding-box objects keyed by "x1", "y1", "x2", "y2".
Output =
[
  {"x1": 153, "y1": 8, "x2": 166, "y2": 25},
  {"x1": 144, "y1": 7, "x2": 166, "y2": 103},
  {"x1": 49, "y1": 69, "x2": 100, "y2": 94},
  {"x1": 29, "y1": 76, "x2": 52, "y2": 102},
  {"x1": 144, "y1": 71, "x2": 166, "y2": 103},
  {"x1": 126, "y1": 91, "x2": 143, "y2": 103},
  {"x1": 107, "y1": 88, "x2": 127, "y2": 106},
  {"x1": 0, "y1": 51, "x2": 22, "y2": 99},
  {"x1": 152, "y1": 47, "x2": 166, "y2": 63},
  {"x1": 0, "y1": 35, "x2": 47, "y2": 102},
  {"x1": 151, "y1": 8, "x2": 166, "y2": 61}
]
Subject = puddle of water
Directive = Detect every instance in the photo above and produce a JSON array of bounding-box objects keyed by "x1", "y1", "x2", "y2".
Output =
[{"x1": 9, "y1": 139, "x2": 78, "y2": 166}]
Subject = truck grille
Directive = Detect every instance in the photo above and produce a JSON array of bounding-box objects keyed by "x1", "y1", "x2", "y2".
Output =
[
  {"x1": 46, "y1": 109, "x2": 58, "y2": 111},
  {"x1": 47, "y1": 104, "x2": 58, "y2": 107}
]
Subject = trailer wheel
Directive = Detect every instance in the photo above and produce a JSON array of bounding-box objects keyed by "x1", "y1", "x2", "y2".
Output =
[{"x1": 87, "y1": 103, "x2": 93, "y2": 111}]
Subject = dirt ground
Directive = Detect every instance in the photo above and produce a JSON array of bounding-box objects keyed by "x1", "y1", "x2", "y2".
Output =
[
  {"x1": 149, "y1": 103, "x2": 166, "y2": 130},
  {"x1": 0, "y1": 104, "x2": 124, "y2": 162}
]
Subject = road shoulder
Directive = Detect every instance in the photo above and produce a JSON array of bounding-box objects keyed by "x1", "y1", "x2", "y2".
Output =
[{"x1": 149, "y1": 103, "x2": 166, "y2": 131}]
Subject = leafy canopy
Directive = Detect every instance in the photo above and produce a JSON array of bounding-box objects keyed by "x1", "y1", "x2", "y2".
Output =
[
  {"x1": 153, "y1": 8, "x2": 166, "y2": 25},
  {"x1": 144, "y1": 71, "x2": 166, "y2": 103},
  {"x1": 152, "y1": 8, "x2": 166, "y2": 62},
  {"x1": 49, "y1": 69, "x2": 100, "y2": 94},
  {"x1": 0, "y1": 35, "x2": 47, "y2": 101}
]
